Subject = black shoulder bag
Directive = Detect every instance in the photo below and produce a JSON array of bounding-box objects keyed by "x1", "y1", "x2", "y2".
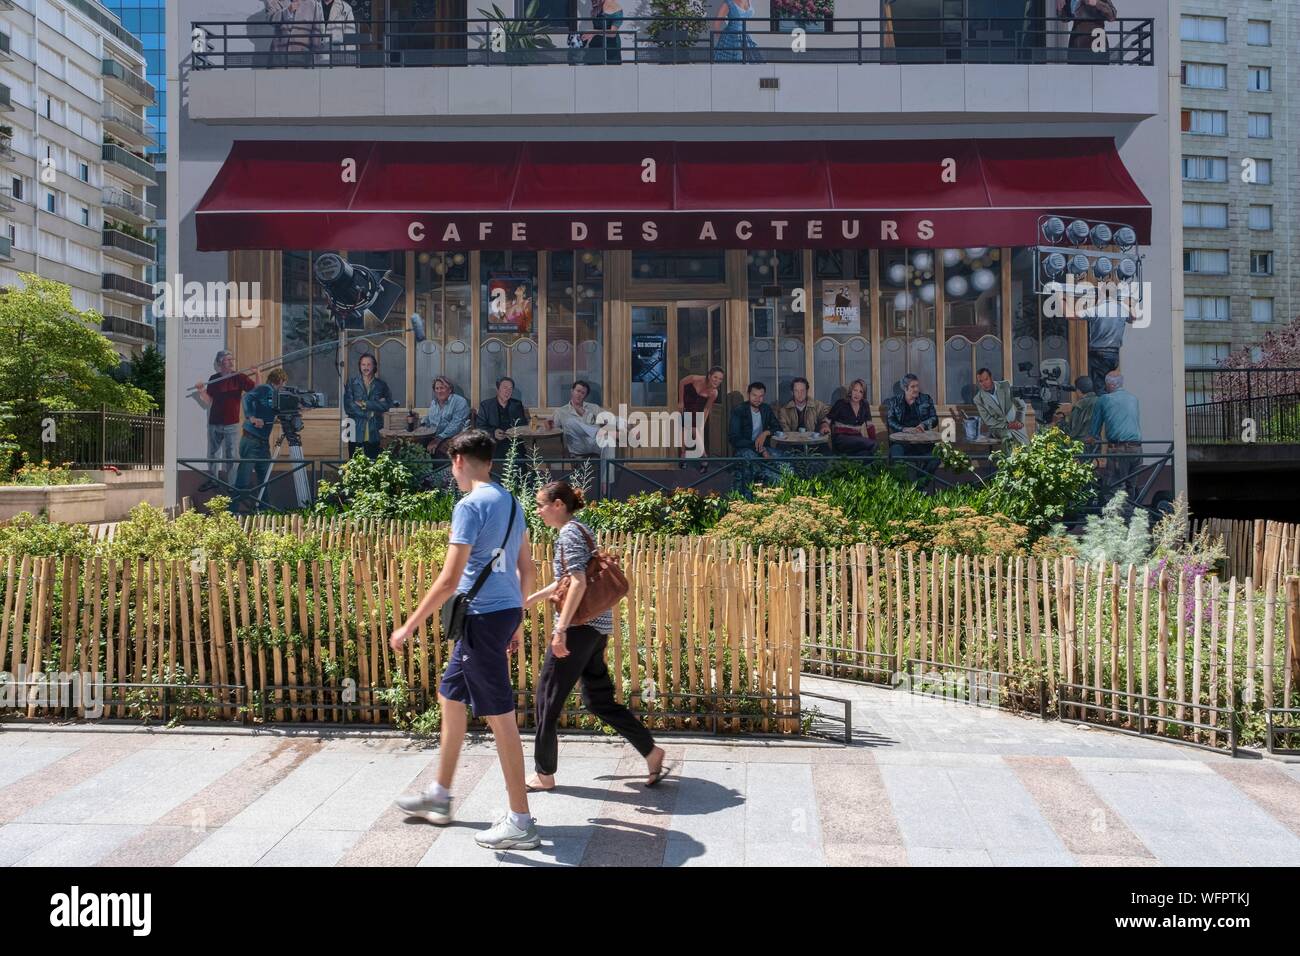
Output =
[{"x1": 440, "y1": 497, "x2": 518, "y2": 643}]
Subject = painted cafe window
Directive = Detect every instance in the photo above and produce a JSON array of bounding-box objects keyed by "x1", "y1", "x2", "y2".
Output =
[
  {"x1": 941, "y1": 247, "x2": 1003, "y2": 405},
  {"x1": 479, "y1": 250, "x2": 539, "y2": 407},
  {"x1": 879, "y1": 248, "x2": 938, "y2": 400},
  {"x1": 413, "y1": 250, "x2": 472, "y2": 407},
  {"x1": 546, "y1": 250, "x2": 605, "y2": 407},
  {"x1": 813, "y1": 248, "x2": 872, "y2": 406},
  {"x1": 346, "y1": 251, "x2": 408, "y2": 408},
  {"x1": 280, "y1": 250, "x2": 342, "y2": 407},
  {"x1": 747, "y1": 250, "x2": 805, "y2": 406}
]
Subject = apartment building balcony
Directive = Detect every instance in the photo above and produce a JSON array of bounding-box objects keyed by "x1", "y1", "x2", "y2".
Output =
[
  {"x1": 101, "y1": 188, "x2": 155, "y2": 226},
  {"x1": 100, "y1": 313, "x2": 156, "y2": 345},
  {"x1": 101, "y1": 272, "x2": 154, "y2": 303},
  {"x1": 0, "y1": 2, "x2": 12, "y2": 14},
  {"x1": 102, "y1": 226, "x2": 156, "y2": 264},
  {"x1": 102, "y1": 143, "x2": 157, "y2": 187},
  {"x1": 102, "y1": 101, "x2": 155, "y2": 150},
  {"x1": 0, "y1": 236, "x2": 11, "y2": 261},
  {"x1": 101, "y1": 58, "x2": 155, "y2": 107},
  {"x1": 0, "y1": 84, "x2": 12, "y2": 112},
  {"x1": 189, "y1": 15, "x2": 1158, "y2": 122}
]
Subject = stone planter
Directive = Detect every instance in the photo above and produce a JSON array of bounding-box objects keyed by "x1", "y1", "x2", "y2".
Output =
[{"x1": 0, "y1": 484, "x2": 107, "y2": 524}]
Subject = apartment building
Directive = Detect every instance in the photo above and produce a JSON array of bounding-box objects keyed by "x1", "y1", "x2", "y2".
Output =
[
  {"x1": 1180, "y1": 0, "x2": 1295, "y2": 368},
  {"x1": 0, "y1": 0, "x2": 158, "y2": 358},
  {"x1": 167, "y1": 0, "x2": 1181, "y2": 508}
]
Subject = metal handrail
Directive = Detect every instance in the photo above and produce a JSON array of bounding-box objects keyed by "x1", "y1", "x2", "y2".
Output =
[
  {"x1": 101, "y1": 57, "x2": 155, "y2": 101},
  {"x1": 101, "y1": 143, "x2": 157, "y2": 182},
  {"x1": 102, "y1": 227, "x2": 156, "y2": 261},
  {"x1": 1185, "y1": 366, "x2": 1300, "y2": 445},
  {"x1": 190, "y1": 16, "x2": 1156, "y2": 69},
  {"x1": 101, "y1": 187, "x2": 156, "y2": 222}
]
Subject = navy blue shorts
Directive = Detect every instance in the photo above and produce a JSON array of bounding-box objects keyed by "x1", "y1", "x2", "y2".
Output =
[{"x1": 438, "y1": 607, "x2": 522, "y2": 718}]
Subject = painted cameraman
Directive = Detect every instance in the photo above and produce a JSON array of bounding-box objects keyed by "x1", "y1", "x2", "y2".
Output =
[
  {"x1": 343, "y1": 352, "x2": 395, "y2": 459},
  {"x1": 233, "y1": 368, "x2": 288, "y2": 510}
]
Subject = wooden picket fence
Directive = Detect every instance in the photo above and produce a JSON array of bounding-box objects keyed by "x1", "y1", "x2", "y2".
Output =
[
  {"x1": 1194, "y1": 517, "x2": 1300, "y2": 583},
  {"x1": 0, "y1": 534, "x2": 802, "y2": 734},
  {"x1": 799, "y1": 544, "x2": 1300, "y2": 751}
]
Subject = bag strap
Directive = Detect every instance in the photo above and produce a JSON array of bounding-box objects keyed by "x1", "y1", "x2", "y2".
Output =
[
  {"x1": 559, "y1": 521, "x2": 598, "y2": 579},
  {"x1": 465, "y1": 493, "x2": 517, "y2": 603}
]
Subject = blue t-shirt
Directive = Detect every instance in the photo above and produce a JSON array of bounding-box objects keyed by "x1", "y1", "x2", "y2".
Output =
[{"x1": 449, "y1": 483, "x2": 525, "y2": 615}]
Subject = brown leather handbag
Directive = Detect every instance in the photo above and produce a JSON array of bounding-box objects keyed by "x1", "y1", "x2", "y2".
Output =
[{"x1": 550, "y1": 523, "x2": 628, "y2": 626}]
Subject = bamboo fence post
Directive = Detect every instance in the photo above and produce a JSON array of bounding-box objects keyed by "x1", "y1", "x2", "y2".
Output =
[
  {"x1": 1124, "y1": 564, "x2": 1135, "y2": 728},
  {"x1": 1191, "y1": 574, "x2": 1204, "y2": 741},
  {"x1": 1209, "y1": 576, "x2": 1221, "y2": 745},
  {"x1": 1156, "y1": 566, "x2": 1169, "y2": 729},
  {"x1": 1263, "y1": 576, "x2": 1276, "y2": 711},
  {"x1": 1175, "y1": 572, "x2": 1187, "y2": 728}
]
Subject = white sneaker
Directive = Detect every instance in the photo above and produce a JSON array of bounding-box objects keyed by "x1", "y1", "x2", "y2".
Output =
[
  {"x1": 475, "y1": 814, "x2": 540, "y2": 850},
  {"x1": 396, "y1": 790, "x2": 453, "y2": 825}
]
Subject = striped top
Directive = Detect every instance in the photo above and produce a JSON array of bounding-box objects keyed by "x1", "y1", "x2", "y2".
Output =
[{"x1": 552, "y1": 519, "x2": 613, "y2": 634}]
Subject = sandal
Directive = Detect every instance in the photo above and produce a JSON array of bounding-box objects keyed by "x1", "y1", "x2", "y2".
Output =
[{"x1": 646, "y1": 760, "x2": 675, "y2": 788}]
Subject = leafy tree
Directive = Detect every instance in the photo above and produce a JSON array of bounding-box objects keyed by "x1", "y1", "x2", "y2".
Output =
[
  {"x1": 111, "y1": 343, "x2": 166, "y2": 412},
  {"x1": 0, "y1": 275, "x2": 153, "y2": 457},
  {"x1": 986, "y1": 428, "x2": 1095, "y2": 536}
]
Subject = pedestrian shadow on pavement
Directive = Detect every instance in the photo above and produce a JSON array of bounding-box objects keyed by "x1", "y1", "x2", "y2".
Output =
[{"x1": 495, "y1": 821, "x2": 709, "y2": 867}]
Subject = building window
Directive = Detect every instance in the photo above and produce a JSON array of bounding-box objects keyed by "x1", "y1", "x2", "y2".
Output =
[
  {"x1": 813, "y1": 250, "x2": 873, "y2": 406},
  {"x1": 78, "y1": 162, "x2": 89, "y2": 182},
  {"x1": 1247, "y1": 20, "x2": 1271, "y2": 45},
  {"x1": 413, "y1": 251, "x2": 474, "y2": 408},
  {"x1": 1251, "y1": 298, "x2": 1273, "y2": 324},
  {"x1": 1181, "y1": 109, "x2": 1227, "y2": 136},
  {"x1": 1185, "y1": 296, "x2": 1229, "y2": 322},
  {"x1": 1248, "y1": 67, "x2": 1271, "y2": 92},
  {"x1": 544, "y1": 250, "x2": 604, "y2": 408},
  {"x1": 879, "y1": 249, "x2": 938, "y2": 399},
  {"x1": 1248, "y1": 205, "x2": 1272, "y2": 230},
  {"x1": 748, "y1": 250, "x2": 806, "y2": 406},
  {"x1": 10, "y1": 177, "x2": 21, "y2": 202},
  {"x1": 479, "y1": 250, "x2": 538, "y2": 405},
  {"x1": 1185, "y1": 342, "x2": 1231, "y2": 368},
  {"x1": 1250, "y1": 251, "x2": 1273, "y2": 276},
  {"x1": 1180, "y1": 62, "x2": 1227, "y2": 88},
  {"x1": 1181, "y1": 156, "x2": 1227, "y2": 182},
  {"x1": 79, "y1": 206, "x2": 89, "y2": 227},
  {"x1": 1254, "y1": 159, "x2": 1273, "y2": 184},
  {"x1": 44, "y1": 191, "x2": 55, "y2": 213},
  {"x1": 1183, "y1": 202, "x2": 1228, "y2": 228},
  {"x1": 1180, "y1": 15, "x2": 1227, "y2": 42},
  {"x1": 1248, "y1": 113, "x2": 1272, "y2": 138},
  {"x1": 1184, "y1": 249, "x2": 1229, "y2": 274},
  {"x1": 631, "y1": 251, "x2": 726, "y2": 284}
]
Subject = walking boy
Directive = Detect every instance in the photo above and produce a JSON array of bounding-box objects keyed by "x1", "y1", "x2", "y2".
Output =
[{"x1": 389, "y1": 429, "x2": 539, "y2": 850}]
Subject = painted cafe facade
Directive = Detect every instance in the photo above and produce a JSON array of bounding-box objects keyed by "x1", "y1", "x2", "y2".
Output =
[{"x1": 166, "y1": 0, "x2": 1182, "y2": 504}]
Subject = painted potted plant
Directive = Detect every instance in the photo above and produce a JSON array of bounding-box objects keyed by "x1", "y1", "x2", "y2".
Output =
[
  {"x1": 476, "y1": 1, "x2": 558, "y2": 65},
  {"x1": 772, "y1": 0, "x2": 833, "y2": 33},
  {"x1": 648, "y1": 0, "x2": 708, "y2": 63}
]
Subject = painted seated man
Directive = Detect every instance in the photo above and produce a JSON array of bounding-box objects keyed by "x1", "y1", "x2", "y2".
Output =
[
  {"x1": 553, "y1": 380, "x2": 620, "y2": 480},
  {"x1": 778, "y1": 376, "x2": 832, "y2": 437},
  {"x1": 884, "y1": 373, "x2": 940, "y2": 483},
  {"x1": 475, "y1": 376, "x2": 529, "y2": 458},
  {"x1": 973, "y1": 366, "x2": 1029, "y2": 454},
  {"x1": 727, "y1": 381, "x2": 789, "y2": 493},
  {"x1": 422, "y1": 375, "x2": 471, "y2": 459}
]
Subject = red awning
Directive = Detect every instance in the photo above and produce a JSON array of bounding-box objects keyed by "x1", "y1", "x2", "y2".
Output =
[{"x1": 196, "y1": 139, "x2": 1152, "y2": 252}]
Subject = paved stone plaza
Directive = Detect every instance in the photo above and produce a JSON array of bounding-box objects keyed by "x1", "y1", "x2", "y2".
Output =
[{"x1": 2, "y1": 677, "x2": 1300, "y2": 867}]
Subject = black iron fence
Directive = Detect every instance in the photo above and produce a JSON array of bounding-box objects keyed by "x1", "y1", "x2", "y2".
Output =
[
  {"x1": 43, "y1": 408, "x2": 164, "y2": 470},
  {"x1": 1185, "y1": 367, "x2": 1300, "y2": 445},
  {"x1": 191, "y1": 16, "x2": 1155, "y2": 69}
]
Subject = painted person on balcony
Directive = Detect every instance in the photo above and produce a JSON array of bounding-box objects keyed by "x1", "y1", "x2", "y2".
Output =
[
  {"x1": 826, "y1": 378, "x2": 877, "y2": 458},
  {"x1": 343, "y1": 353, "x2": 395, "y2": 460},
  {"x1": 974, "y1": 367, "x2": 1029, "y2": 453},
  {"x1": 265, "y1": 0, "x2": 325, "y2": 62},
  {"x1": 196, "y1": 350, "x2": 259, "y2": 492},
  {"x1": 320, "y1": 0, "x2": 356, "y2": 64},
  {"x1": 421, "y1": 375, "x2": 471, "y2": 459},
  {"x1": 885, "y1": 373, "x2": 940, "y2": 484},
  {"x1": 233, "y1": 368, "x2": 288, "y2": 511},
  {"x1": 524, "y1": 480, "x2": 671, "y2": 793},
  {"x1": 582, "y1": 0, "x2": 624, "y2": 65},
  {"x1": 678, "y1": 365, "x2": 724, "y2": 469},
  {"x1": 1057, "y1": 0, "x2": 1116, "y2": 63},
  {"x1": 476, "y1": 375, "x2": 530, "y2": 458},
  {"x1": 713, "y1": 0, "x2": 762, "y2": 63}
]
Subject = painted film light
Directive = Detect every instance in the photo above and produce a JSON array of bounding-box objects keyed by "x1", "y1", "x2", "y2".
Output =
[
  {"x1": 1042, "y1": 252, "x2": 1067, "y2": 279},
  {"x1": 1093, "y1": 256, "x2": 1114, "y2": 279},
  {"x1": 1117, "y1": 257, "x2": 1138, "y2": 279},
  {"x1": 1114, "y1": 226, "x2": 1137, "y2": 251},
  {"x1": 1090, "y1": 223, "x2": 1113, "y2": 246},
  {"x1": 1067, "y1": 219, "x2": 1090, "y2": 245},
  {"x1": 1041, "y1": 217, "x2": 1066, "y2": 244},
  {"x1": 1069, "y1": 253, "x2": 1091, "y2": 275}
]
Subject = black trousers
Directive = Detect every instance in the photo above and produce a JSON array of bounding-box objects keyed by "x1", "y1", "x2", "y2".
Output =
[
  {"x1": 1088, "y1": 347, "x2": 1120, "y2": 388},
  {"x1": 348, "y1": 440, "x2": 381, "y2": 460},
  {"x1": 534, "y1": 624, "x2": 655, "y2": 775}
]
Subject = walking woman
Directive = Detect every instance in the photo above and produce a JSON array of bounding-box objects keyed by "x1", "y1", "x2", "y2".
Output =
[{"x1": 524, "y1": 481, "x2": 669, "y2": 791}]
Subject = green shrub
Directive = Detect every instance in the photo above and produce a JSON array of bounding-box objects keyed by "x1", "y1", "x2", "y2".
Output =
[
  {"x1": 313, "y1": 450, "x2": 455, "y2": 521},
  {"x1": 7, "y1": 457, "x2": 92, "y2": 486},
  {"x1": 581, "y1": 488, "x2": 728, "y2": 537},
  {"x1": 985, "y1": 429, "x2": 1095, "y2": 536},
  {"x1": 0, "y1": 512, "x2": 94, "y2": 559},
  {"x1": 397, "y1": 528, "x2": 450, "y2": 566},
  {"x1": 707, "y1": 489, "x2": 859, "y2": 551},
  {"x1": 882, "y1": 505, "x2": 1031, "y2": 556}
]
